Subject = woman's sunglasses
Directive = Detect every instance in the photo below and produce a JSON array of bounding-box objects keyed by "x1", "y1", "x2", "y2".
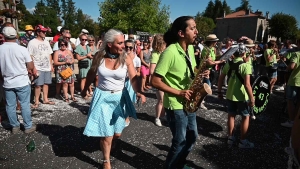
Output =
[
  {"x1": 81, "y1": 39, "x2": 87, "y2": 41},
  {"x1": 89, "y1": 39, "x2": 94, "y2": 42},
  {"x1": 125, "y1": 46, "x2": 133, "y2": 50},
  {"x1": 60, "y1": 44, "x2": 66, "y2": 47}
]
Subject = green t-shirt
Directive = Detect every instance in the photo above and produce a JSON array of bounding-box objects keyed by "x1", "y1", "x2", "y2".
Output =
[
  {"x1": 150, "y1": 51, "x2": 160, "y2": 64},
  {"x1": 74, "y1": 45, "x2": 91, "y2": 61},
  {"x1": 264, "y1": 49, "x2": 277, "y2": 67},
  {"x1": 287, "y1": 52, "x2": 300, "y2": 87},
  {"x1": 201, "y1": 46, "x2": 216, "y2": 69},
  {"x1": 154, "y1": 43, "x2": 196, "y2": 110},
  {"x1": 222, "y1": 57, "x2": 252, "y2": 101}
]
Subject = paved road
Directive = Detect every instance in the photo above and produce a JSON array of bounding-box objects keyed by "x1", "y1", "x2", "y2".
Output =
[{"x1": 0, "y1": 83, "x2": 291, "y2": 169}]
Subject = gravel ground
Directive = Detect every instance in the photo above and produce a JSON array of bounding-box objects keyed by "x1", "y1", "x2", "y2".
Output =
[{"x1": 0, "y1": 84, "x2": 292, "y2": 169}]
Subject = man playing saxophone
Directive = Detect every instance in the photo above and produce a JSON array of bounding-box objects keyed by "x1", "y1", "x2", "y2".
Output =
[{"x1": 151, "y1": 16, "x2": 209, "y2": 169}]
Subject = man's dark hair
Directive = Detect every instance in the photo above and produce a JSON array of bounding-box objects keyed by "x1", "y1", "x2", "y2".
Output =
[
  {"x1": 164, "y1": 16, "x2": 194, "y2": 46},
  {"x1": 60, "y1": 27, "x2": 69, "y2": 34}
]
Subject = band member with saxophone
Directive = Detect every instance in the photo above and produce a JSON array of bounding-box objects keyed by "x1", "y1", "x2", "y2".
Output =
[
  {"x1": 151, "y1": 16, "x2": 207, "y2": 169},
  {"x1": 200, "y1": 34, "x2": 225, "y2": 109},
  {"x1": 217, "y1": 43, "x2": 255, "y2": 148}
]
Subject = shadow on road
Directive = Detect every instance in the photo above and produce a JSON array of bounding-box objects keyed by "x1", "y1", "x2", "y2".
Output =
[{"x1": 37, "y1": 124, "x2": 101, "y2": 168}]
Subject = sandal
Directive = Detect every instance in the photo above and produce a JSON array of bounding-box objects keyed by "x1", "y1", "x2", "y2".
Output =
[
  {"x1": 71, "y1": 97, "x2": 77, "y2": 102},
  {"x1": 65, "y1": 98, "x2": 69, "y2": 103},
  {"x1": 31, "y1": 103, "x2": 39, "y2": 109}
]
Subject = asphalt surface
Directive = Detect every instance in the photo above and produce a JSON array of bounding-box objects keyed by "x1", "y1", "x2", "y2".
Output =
[{"x1": 0, "y1": 83, "x2": 292, "y2": 169}]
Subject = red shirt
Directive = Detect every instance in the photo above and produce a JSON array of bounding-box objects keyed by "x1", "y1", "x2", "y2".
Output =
[{"x1": 53, "y1": 34, "x2": 61, "y2": 43}]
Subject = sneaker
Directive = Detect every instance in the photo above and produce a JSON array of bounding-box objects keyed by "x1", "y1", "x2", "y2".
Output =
[
  {"x1": 155, "y1": 118, "x2": 162, "y2": 126},
  {"x1": 55, "y1": 94, "x2": 61, "y2": 100},
  {"x1": 275, "y1": 86, "x2": 285, "y2": 91},
  {"x1": 200, "y1": 103, "x2": 208, "y2": 110},
  {"x1": 11, "y1": 127, "x2": 21, "y2": 134},
  {"x1": 25, "y1": 125, "x2": 37, "y2": 134},
  {"x1": 281, "y1": 120, "x2": 294, "y2": 128},
  {"x1": 239, "y1": 139, "x2": 254, "y2": 148},
  {"x1": 227, "y1": 136, "x2": 236, "y2": 145}
]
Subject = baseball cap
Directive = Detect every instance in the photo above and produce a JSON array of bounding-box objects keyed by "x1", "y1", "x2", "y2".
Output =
[
  {"x1": 2, "y1": 27, "x2": 17, "y2": 39},
  {"x1": 57, "y1": 26, "x2": 62, "y2": 32},
  {"x1": 35, "y1": 24, "x2": 48, "y2": 32},
  {"x1": 81, "y1": 29, "x2": 89, "y2": 34}
]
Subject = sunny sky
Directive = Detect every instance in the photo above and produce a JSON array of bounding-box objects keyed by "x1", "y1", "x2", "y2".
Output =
[{"x1": 23, "y1": 0, "x2": 300, "y2": 26}]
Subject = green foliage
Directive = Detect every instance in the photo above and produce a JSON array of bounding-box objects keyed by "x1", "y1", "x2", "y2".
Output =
[
  {"x1": 194, "y1": 14, "x2": 216, "y2": 38},
  {"x1": 203, "y1": 0, "x2": 214, "y2": 19},
  {"x1": 31, "y1": 0, "x2": 60, "y2": 36},
  {"x1": 235, "y1": 0, "x2": 252, "y2": 12},
  {"x1": 16, "y1": 0, "x2": 34, "y2": 31},
  {"x1": 222, "y1": 0, "x2": 231, "y2": 16},
  {"x1": 98, "y1": 0, "x2": 170, "y2": 34},
  {"x1": 269, "y1": 12, "x2": 298, "y2": 40}
]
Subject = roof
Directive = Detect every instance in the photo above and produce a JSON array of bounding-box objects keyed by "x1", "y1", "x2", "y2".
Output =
[{"x1": 217, "y1": 10, "x2": 264, "y2": 19}]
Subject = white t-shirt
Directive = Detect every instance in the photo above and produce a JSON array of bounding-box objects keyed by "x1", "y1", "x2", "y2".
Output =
[
  {"x1": 0, "y1": 42, "x2": 31, "y2": 88},
  {"x1": 27, "y1": 38, "x2": 53, "y2": 71},
  {"x1": 52, "y1": 41, "x2": 73, "y2": 52},
  {"x1": 97, "y1": 60, "x2": 127, "y2": 91},
  {"x1": 133, "y1": 54, "x2": 141, "y2": 68}
]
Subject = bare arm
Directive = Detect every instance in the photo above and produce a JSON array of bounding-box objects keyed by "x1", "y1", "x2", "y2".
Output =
[
  {"x1": 244, "y1": 74, "x2": 255, "y2": 107},
  {"x1": 76, "y1": 53, "x2": 88, "y2": 61},
  {"x1": 53, "y1": 51, "x2": 66, "y2": 66},
  {"x1": 288, "y1": 62, "x2": 296, "y2": 71},
  {"x1": 151, "y1": 73, "x2": 192, "y2": 100},
  {"x1": 150, "y1": 63, "x2": 156, "y2": 75}
]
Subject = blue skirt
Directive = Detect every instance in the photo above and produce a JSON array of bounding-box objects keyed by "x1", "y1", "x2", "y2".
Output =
[
  {"x1": 83, "y1": 87, "x2": 137, "y2": 137},
  {"x1": 125, "y1": 78, "x2": 137, "y2": 103}
]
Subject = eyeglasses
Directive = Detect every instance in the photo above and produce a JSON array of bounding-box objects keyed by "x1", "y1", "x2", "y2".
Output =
[
  {"x1": 65, "y1": 37, "x2": 70, "y2": 39},
  {"x1": 125, "y1": 46, "x2": 133, "y2": 50},
  {"x1": 60, "y1": 44, "x2": 66, "y2": 47},
  {"x1": 89, "y1": 40, "x2": 94, "y2": 42},
  {"x1": 39, "y1": 31, "x2": 47, "y2": 34},
  {"x1": 81, "y1": 39, "x2": 87, "y2": 41}
]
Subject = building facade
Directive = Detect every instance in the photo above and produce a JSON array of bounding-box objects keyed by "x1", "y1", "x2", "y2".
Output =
[
  {"x1": 215, "y1": 10, "x2": 274, "y2": 43},
  {"x1": 0, "y1": 0, "x2": 20, "y2": 30}
]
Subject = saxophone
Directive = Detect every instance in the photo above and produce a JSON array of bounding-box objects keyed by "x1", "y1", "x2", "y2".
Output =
[{"x1": 184, "y1": 46, "x2": 212, "y2": 112}]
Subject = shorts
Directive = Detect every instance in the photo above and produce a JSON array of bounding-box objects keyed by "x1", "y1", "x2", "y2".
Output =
[
  {"x1": 34, "y1": 71, "x2": 52, "y2": 86},
  {"x1": 286, "y1": 85, "x2": 300, "y2": 100},
  {"x1": 268, "y1": 67, "x2": 277, "y2": 79},
  {"x1": 141, "y1": 65, "x2": 150, "y2": 76},
  {"x1": 226, "y1": 99, "x2": 250, "y2": 116}
]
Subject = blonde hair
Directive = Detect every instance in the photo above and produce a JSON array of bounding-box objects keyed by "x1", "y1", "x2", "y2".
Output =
[
  {"x1": 152, "y1": 34, "x2": 165, "y2": 53},
  {"x1": 91, "y1": 29, "x2": 126, "y2": 71}
]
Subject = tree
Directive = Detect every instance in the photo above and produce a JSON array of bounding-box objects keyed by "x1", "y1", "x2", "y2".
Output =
[
  {"x1": 203, "y1": 0, "x2": 215, "y2": 19},
  {"x1": 46, "y1": 0, "x2": 60, "y2": 16},
  {"x1": 213, "y1": 0, "x2": 223, "y2": 19},
  {"x1": 269, "y1": 12, "x2": 298, "y2": 41},
  {"x1": 75, "y1": 9, "x2": 99, "y2": 36},
  {"x1": 31, "y1": 0, "x2": 60, "y2": 36},
  {"x1": 17, "y1": 0, "x2": 34, "y2": 31},
  {"x1": 194, "y1": 12, "x2": 216, "y2": 38},
  {"x1": 61, "y1": 0, "x2": 77, "y2": 35},
  {"x1": 222, "y1": 0, "x2": 231, "y2": 16},
  {"x1": 98, "y1": 0, "x2": 170, "y2": 34},
  {"x1": 235, "y1": 0, "x2": 251, "y2": 12}
]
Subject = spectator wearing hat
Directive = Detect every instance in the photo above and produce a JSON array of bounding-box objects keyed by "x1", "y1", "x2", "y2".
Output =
[
  {"x1": 218, "y1": 43, "x2": 255, "y2": 149},
  {"x1": 27, "y1": 24, "x2": 55, "y2": 108},
  {"x1": 19, "y1": 25, "x2": 35, "y2": 47},
  {"x1": 75, "y1": 29, "x2": 89, "y2": 46},
  {"x1": 0, "y1": 27, "x2": 36, "y2": 134},
  {"x1": 200, "y1": 34, "x2": 225, "y2": 109}
]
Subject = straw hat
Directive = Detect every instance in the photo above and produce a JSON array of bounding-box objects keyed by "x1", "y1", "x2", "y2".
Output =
[
  {"x1": 245, "y1": 39, "x2": 255, "y2": 47},
  {"x1": 25, "y1": 25, "x2": 34, "y2": 31},
  {"x1": 206, "y1": 34, "x2": 219, "y2": 41}
]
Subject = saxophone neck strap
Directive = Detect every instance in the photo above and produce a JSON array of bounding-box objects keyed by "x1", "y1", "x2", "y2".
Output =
[{"x1": 184, "y1": 51, "x2": 195, "y2": 80}]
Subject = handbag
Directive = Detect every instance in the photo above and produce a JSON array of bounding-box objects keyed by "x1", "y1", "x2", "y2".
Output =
[
  {"x1": 60, "y1": 67, "x2": 73, "y2": 79},
  {"x1": 78, "y1": 60, "x2": 89, "y2": 68}
]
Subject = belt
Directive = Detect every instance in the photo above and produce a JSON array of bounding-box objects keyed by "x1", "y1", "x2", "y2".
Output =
[{"x1": 110, "y1": 90, "x2": 122, "y2": 93}]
